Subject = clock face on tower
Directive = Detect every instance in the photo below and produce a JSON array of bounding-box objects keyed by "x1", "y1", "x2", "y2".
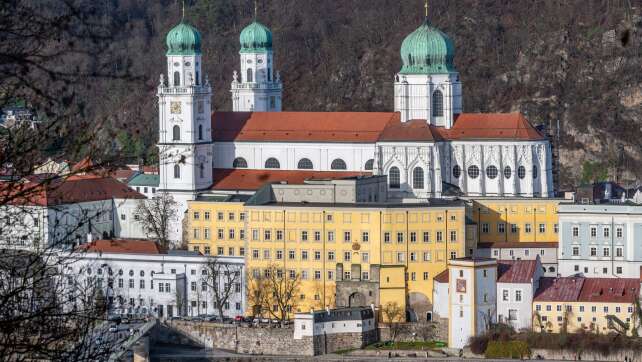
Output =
[{"x1": 170, "y1": 101, "x2": 181, "y2": 114}]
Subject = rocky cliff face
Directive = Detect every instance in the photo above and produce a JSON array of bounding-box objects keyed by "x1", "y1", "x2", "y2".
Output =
[{"x1": 92, "y1": 0, "x2": 642, "y2": 188}]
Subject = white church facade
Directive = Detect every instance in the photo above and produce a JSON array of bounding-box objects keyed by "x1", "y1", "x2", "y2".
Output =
[{"x1": 156, "y1": 15, "x2": 554, "y2": 241}]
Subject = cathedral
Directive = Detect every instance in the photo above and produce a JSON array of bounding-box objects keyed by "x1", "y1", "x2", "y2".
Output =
[{"x1": 157, "y1": 13, "x2": 554, "y2": 241}]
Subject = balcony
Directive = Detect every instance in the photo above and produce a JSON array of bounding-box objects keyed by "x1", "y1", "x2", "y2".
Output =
[
  {"x1": 231, "y1": 82, "x2": 282, "y2": 90},
  {"x1": 158, "y1": 86, "x2": 211, "y2": 95}
]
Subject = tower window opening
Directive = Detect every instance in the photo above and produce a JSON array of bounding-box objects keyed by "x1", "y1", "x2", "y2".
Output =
[
  {"x1": 267, "y1": 68, "x2": 271, "y2": 82},
  {"x1": 173, "y1": 164, "x2": 180, "y2": 179},
  {"x1": 172, "y1": 125, "x2": 180, "y2": 141},
  {"x1": 432, "y1": 90, "x2": 443, "y2": 117},
  {"x1": 195, "y1": 71, "x2": 200, "y2": 85},
  {"x1": 173, "y1": 71, "x2": 180, "y2": 86},
  {"x1": 246, "y1": 68, "x2": 253, "y2": 83},
  {"x1": 198, "y1": 125, "x2": 203, "y2": 140},
  {"x1": 199, "y1": 163, "x2": 204, "y2": 179}
]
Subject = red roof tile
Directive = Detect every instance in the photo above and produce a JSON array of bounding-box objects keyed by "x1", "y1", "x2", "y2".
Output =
[
  {"x1": 434, "y1": 269, "x2": 449, "y2": 283},
  {"x1": 534, "y1": 277, "x2": 585, "y2": 302},
  {"x1": 211, "y1": 112, "x2": 399, "y2": 143},
  {"x1": 577, "y1": 278, "x2": 640, "y2": 303},
  {"x1": 0, "y1": 175, "x2": 145, "y2": 206},
  {"x1": 378, "y1": 119, "x2": 441, "y2": 141},
  {"x1": 78, "y1": 239, "x2": 161, "y2": 254},
  {"x1": 141, "y1": 166, "x2": 159, "y2": 174},
  {"x1": 478, "y1": 242, "x2": 558, "y2": 249},
  {"x1": 497, "y1": 259, "x2": 539, "y2": 283},
  {"x1": 437, "y1": 113, "x2": 546, "y2": 141},
  {"x1": 211, "y1": 168, "x2": 372, "y2": 191}
]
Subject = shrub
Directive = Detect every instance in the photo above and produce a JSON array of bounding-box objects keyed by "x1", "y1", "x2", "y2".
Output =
[
  {"x1": 468, "y1": 334, "x2": 489, "y2": 355},
  {"x1": 485, "y1": 340, "x2": 530, "y2": 359}
]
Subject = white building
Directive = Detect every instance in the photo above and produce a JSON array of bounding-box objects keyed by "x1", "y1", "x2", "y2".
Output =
[
  {"x1": 496, "y1": 258, "x2": 543, "y2": 331},
  {"x1": 448, "y1": 257, "x2": 497, "y2": 349},
  {"x1": 431, "y1": 269, "x2": 449, "y2": 320},
  {"x1": 293, "y1": 307, "x2": 376, "y2": 340},
  {"x1": 62, "y1": 239, "x2": 245, "y2": 318}
]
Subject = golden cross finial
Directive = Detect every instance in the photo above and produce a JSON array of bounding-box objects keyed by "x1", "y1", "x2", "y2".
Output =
[
  {"x1": 254, "y1": 0, "x2": 258, "y2": 20},
  {"x1": 181, "y1": 0, "x2": 185, "y2": 21},
  {"x1": 424, "y1": 0, "x2": 428, "y2": 18}
]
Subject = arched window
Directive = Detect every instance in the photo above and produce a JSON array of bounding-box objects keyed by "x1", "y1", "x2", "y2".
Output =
[
  {"x1": 533, "y1": 165, "x2": 538, "y2": 179},
  {"x1": 233, "y1": 157, "x2": 248, "y2": 168},
  {"x1": 331, "y1": 159, "x2": 347, "y2": 170},
  {"x1": 246, "y1": 68, "x2": 253, "y2": 83},
  {"x1": 267, "y1": 68, "x2": 271, "y2": 82},
  {"x1": 389, "y1": 167, "x2": 400, "y2": 189},
  {"x1": 452, "y1": 165, "x2": 461, "y2": 179},
  {"x1": 467, "y1": 165, "x2": 480, "y2": 179},
  {"x1": 173, "y1": 164, "x2": 180, "y2": 179},
  {"x1": 518, "y1": 166, "x2": 526, "y2": 179},
  {"x1": 199, "y1": 163, "x2": 204, "y2": 178},
  {"x1": 265, "y1": 157, "x2": 280, "y2": 169},
  {"x1": 364, "y1": 159, "x2": 374, "y2": 170},
  {"x1": 432, "y1": 90, "x2": 443, "y2": 117},
  {"x1": 173, "y1": 71, "x2": 180, "y2": 86},
  {"x1": 195, "y1": 71, "x2": 200, "y2": 85},
  {"x1": 486, "y1": 165, "x2": 498, "y2": 179},
  {"x1": 198, "y1": 124, "x2": 203, "y2": 140},
  {"x1": 504, "y1": 166, "x2": 512, "y2": 179},
  {"x1": 412, "y1": 167, "x2": 424, "y2": 189},
  {"x1": 297, "y1": 158, "x2": 313, "y2": 169},
  {"x1": 172, "y1": 125, "x2": 180, "y2": 141}
]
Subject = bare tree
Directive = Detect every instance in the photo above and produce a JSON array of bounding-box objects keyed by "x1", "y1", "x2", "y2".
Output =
[
  {"x1": 260, "y1": 264, "x2": 301, "y2": 322},
  {"x1": 135, "y1": 193, "x2": 178, "y2": 249},
  {"x1": 381, "y1": 301, "x2": 404, "y2": 342},
  {"x1": 245, "y1": 272, "x2": 267, "y2": 318},
  {"x1": 201, "y1": 255, "x2": 242, "y2": 320}
]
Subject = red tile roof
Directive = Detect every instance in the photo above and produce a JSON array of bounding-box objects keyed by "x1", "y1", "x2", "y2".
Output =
[
  {"x1": 577, "y1": 278, "x2": 640, "y2": 303},
  {"x1": 434, "y1": 269, "x2": 449, "y2": 283},
  {"x1": 78, "y1": 239, "x2": 161, "y2": 254},
  {"x1": 0, "y1": 174, "x2": 145, "y2": 206},
  {"x1": 141, "y1": 166, "x2": 159, "y2": 174},
  {"x1": 211, "y1": 112, "x2": 399, "y2": 143},
  {"x1": 210, "y1": 168, "x2": 372, "y2": 191},
  {"x1": 497, "y1": 259, "x2": 539, "y2": 284},
  {"x1": 440, "y1": 113, "x2": 545, "y2": 141},
  {"x1": 534, "y1": 277, "x2": 585, "y2": 302},
  {"x1": 378, "y1": 119, "x2": 440, "y2": 141},
  {"x1": 478, "y1": 242, "x2": 558, "y2": 249}
]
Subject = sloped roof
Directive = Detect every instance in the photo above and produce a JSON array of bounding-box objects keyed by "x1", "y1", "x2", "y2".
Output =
[
  {"x1": 378, "y1": 119, "x2": 441, "y2": 141},
  {"x1": 477, "y1": 242, "x2": 558, "y2": 249},
  {"x1": 434, "y1": 269, "x2": 449, "y2": 283},
  {"x1": 210, "y1": 168, "x2": 371, "y2": 191},
  {"x1": 128, "y1": 173, "x2": 160, "y2": 187},
  {"x1": 0, "y1": 174, "x2": 144, "y2": 206},
  {"x1": 577, "y1": 278, "x2": 640, "y2": 303},
  {"x1": 211, "y1": 112, "x2": 399, "y2": 143},
  {"x1": 497, "y1": 259, "x2": 539, "y2": 284},
  {"x1": 78, "y1": 239, "x2": 161, "y2": 254},
  {"x1": 534, "y1": 277, "x2": 585, "y2": 302},
  {"x1": 440, "y1": 113, "x2": 546, "y2": 141}
]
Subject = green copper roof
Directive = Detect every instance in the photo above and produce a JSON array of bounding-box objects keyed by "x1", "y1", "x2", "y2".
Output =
[
  {"x1": 240, "y1": 21, "x2": 272, "y2": 53},
  {"x1": 166, "y1": 21, "x2": 202, "y2": 56},
  {"x1": 399, "y1": 19, "x2": 455, "y2": 74},
  {"x1": 128, "y1": 173, "x2": 160, "y2": 187}
]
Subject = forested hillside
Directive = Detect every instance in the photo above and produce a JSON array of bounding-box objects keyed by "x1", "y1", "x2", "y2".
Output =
[{"x1": 84, "y1": 0, "x2": 642, "y2": 188}]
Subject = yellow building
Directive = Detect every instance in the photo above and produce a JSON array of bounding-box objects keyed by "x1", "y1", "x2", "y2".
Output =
[
  {"x1": 533, "y1": 277, "x2": 640, "y2": 335},
  {"x1": 470, "y1": 198, "x2": 563, "y2": 244},
  {"x1": 187, "y1": 177, "x2": 471, "y2": 321}
]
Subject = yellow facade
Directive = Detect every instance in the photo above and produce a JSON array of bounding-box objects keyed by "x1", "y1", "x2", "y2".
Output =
[
  {"x1": 533, "y1": 301, "x2": 636, "y2": 335},
  {"x1": 187, "y1": 199, "x2": 469, "y2": 319},
  {"x1": 470, "y1": 198, "x2": 562, "y2": 244}
]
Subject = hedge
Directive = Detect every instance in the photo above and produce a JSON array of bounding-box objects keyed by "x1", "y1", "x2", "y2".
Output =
[{"x1": 485, "y1": 340, "x2": 530, "y2": 359}]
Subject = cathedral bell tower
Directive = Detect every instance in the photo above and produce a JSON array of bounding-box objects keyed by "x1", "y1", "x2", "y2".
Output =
[
  {"x1": 231, "y1": 15, "x2": 282, "y2": 112},
  {"x1": 157, "y1": 18, "x2": 213, "y2": 242}
]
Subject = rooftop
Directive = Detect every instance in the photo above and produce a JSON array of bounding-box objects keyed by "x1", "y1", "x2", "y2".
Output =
[
  {"x1": 210, "y1": 168, "x2": 371, "y2": 191},
  {"x1": 78, "y1": 239, "x2": 162, "y2": 255},
  {"x1": 477, "y1": 242, "x2": 558, "y2": 249},
  {"x1": 194, "y1": 194, "x2": 253, "y2": 203},
  {"x1": 434, "y1": 269, "x2": 449, "y2": 283},
  {"x1": 534, "y1": 277, "x2": 640, "y2": 303},
  {"x1": 497, "y1": 259, "x2": 539, "y2": 284},
  {"x1": 128, "y1": 173, "x2": 160, "y2": 187}
]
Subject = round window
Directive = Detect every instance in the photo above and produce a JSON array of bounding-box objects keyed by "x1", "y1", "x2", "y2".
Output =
[
  {"x1": 503, "y1": 166, "x2": 512, "y2": 179},
  {"x1": 486, "y1": 165, "x2": 498, "y2": 179},
  {"x1": 173, "y1": 62, "x2": 180, "y2": 67},
  {"x1": 118, "y1": 269, "x2": 123, "y2": 276},
  {"x1": 184, "y1": 61, "x2": 191, "y2": 66},
  {"x1": 257, "y1": 59, "x2": 263, "y2": 64},
  {"x1": 129, "y1": 270, "x2": 134, "y2": 276},
  {"x1": 247, "y1": 59, "x2": 253, "y2": 64},
  {"x1": 140, "y1": 271, "x2": 145, "y2": 277},
  {"x1": 452, "y1": 165, "x2": 461, "y2": 179},
  {"x1": 87, "y1": 268, "x2": 92, "y2": 275},
  {"x1": 518, "y1": 166, "x2": 526, "y2": 179},
  {"x1": 467, "y1": 165, "x2": 480, "y2": 179},
  {"x1": 533, "y1": 165, "x2": 538, "y2": 179}
]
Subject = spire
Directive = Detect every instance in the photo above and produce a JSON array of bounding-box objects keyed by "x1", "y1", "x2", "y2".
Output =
[
  {"x1": 254, "y1": 0, "x2": 258, "y2": 21},
  {"x1": 181, "y1": 0, "x2": 185, "y2": 22},
  {"x1": 424, "y1": 0, "x2": 428, "y2": 19}
]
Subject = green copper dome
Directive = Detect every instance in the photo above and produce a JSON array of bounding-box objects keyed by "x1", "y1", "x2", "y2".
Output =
[
  {"x1": 166, "y1": 21, "x2": 201, "y2": 56},
  {"x1": 399, "y1": 19, "x2": 455, "y2": 74},
  {"x1": 240, "y1": 21, "x2": 272, "y2": 53}
]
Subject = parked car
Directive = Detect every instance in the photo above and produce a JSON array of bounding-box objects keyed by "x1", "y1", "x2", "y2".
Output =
[
  {"x1": 121, "y1": 318, "x2": 129, "y2": 324},
  {"x1": 108, "y1": 325, "x2": 118, "y2": 333}
]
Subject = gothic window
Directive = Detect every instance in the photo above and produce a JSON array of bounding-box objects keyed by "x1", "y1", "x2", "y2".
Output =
[
  {"x1": 518, "y1": 166, "x2": 526, "y2": 179},
  {"x1": 533, "y1": 165, "x2": 538, "y2": 179},
  {"x1": 233, "y1": 157, "x2": 248, "y2": 168},
  {"x1": 331, "y1": 159, "x2": 347, "y2": 170},
  {"x1": 267, "y1": 68, "x2": 271, "y2": 82},
  {"x1": 297, "y1": 158, "x2": 313, "y2": 169},
  {"x1": 173, "y1": 71, "x2": 180, "y2": 86},
  {"x1": 503, "y1": 166, "x2": 512, "y2": 179},
  {"x1": 195, "y1": 71, "x2": 200, "y2": 85},
  {"x1": 452, "y1": 165, "x2": 461, "y2": 179},
  {"x1": 172, "y1": 125, "x2": 180, "y2": 141},
  {"x1": 173, "y1": 164, "x2": 180, "y2": 179},
  {"x1": 432, "y1": 90, "x2": 444, "y2": 117},
  {"x1": 198, "y1": 125, "x2": 203, "y2": 140},
  {"x1": 199, "y1": 163, "x2": 204, "y2": 178},
  {"x1": 486, "y1": 165, "x2": 498, "y2": 179},
  {"x1": 364, "y1": 159, "x2": 374, "y2": 170},
  {"x1": 467, "y1": 165, "x2": 480, "y2": 179},
  {"x1": 413, "y1": 167, "x2": 424, "y2": 189},
  {"x1": 389, "y1": 167, "x2": 400, "y2": 189},
  {"x1": 265, "y1": 157, "x2": 280, "y2": 169},
  {"x1": 246, "y1": 68, "x2": 253, "y2": 83}
]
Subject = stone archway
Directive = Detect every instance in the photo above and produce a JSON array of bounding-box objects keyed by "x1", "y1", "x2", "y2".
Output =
[{"x1": 348, "y1": 292, "x2": 366, "y2": 307}]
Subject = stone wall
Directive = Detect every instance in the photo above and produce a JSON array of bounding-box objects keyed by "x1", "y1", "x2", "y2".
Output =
[
  {"x1": 531, "y1": 348, "x2": 642, "y2": 362},
  {"x1": 313, "y1": 329, "x2": 378, "y2": 354},
  {"x1": 378, "y1": 319, "x2": 447, "y2": 343}
]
